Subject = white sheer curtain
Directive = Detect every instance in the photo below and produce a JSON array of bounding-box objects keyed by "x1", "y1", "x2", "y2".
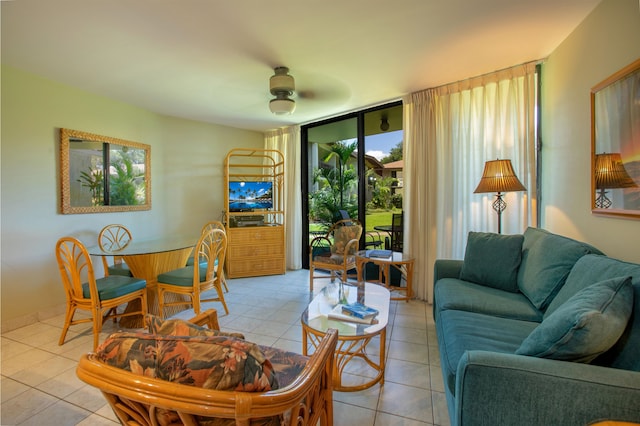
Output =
[
  {"x1": 404, "y1": 62, "x2": 538, "y2": 303},
  {"x1": 264, "y1": 125, "x2": 302, "y2": 270}
]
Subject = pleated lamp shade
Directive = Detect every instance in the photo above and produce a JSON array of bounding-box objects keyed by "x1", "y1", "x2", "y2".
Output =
[
  {"x1": 474, "y1": 159, "x2": 526, "y2": 194},
  {"x1": 594, "y1": 153, "x2": 637, "y2": 189}
]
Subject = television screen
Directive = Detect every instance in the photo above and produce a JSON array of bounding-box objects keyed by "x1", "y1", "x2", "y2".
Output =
[{"x1": 229, "y1": 181, "x2": 273, "y2": 211}]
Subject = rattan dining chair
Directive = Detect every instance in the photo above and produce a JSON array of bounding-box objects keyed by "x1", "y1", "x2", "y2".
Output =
[
  {"x1": 98, "y1": 224, "x2": 133, "y2": 277},
  {"x1": 56, "y1": 237, "x2": 148, "y2": 350},
  {"x1": 157, "y1": 228, "x2": 229, "y2": 317},
  {"x1": 186, "y1": 221, "x2": 229, "y2": 292},
  {"x1": 309, "y1": 218, "x2": 363, "y2": 291}
]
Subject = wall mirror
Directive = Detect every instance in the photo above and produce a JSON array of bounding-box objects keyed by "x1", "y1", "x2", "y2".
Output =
[
  {"x1": 60, "y1": 128, "x2": 151, "y2": 214},
  {"x1": 591, "y1": 58, "x2": 640, "y2": 219}
]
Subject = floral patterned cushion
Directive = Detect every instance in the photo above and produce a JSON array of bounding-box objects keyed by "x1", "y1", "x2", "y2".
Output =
[
  {"x1": 331, "y1": 225, "x2": 361, "y2": 255},
  {"x1": 146, "y1": 314, "x2": 245, "y2": 340},
  {"x1": 96, "y1": 332, "x2": 278, "y2": 391}
]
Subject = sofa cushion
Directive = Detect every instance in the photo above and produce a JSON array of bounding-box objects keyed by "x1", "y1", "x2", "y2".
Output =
[
  {"x1": 97, "y1": 332, "x2": 279, "y2": 391},
  {"x1": 459, "y1": 232, "x2": 524, "y2": 292},
  {"x1": 545, "y1": 254, "x2": 640, "y2": 371},
  {"x1": 515, "y1": 276, "x2": 633, "y2": 363},
  {"x1": 517, "y1": 227, "x2": 603, "y2": 310},
  {"x1": 434, "y1": 278, "x2": 543, "y2": 322},
  {"x1": 146, "y1": 314, "x2": 245, "y2": 340},
  {"x1": 436, "y1": 309, "x2": 537, "y2": 394}
]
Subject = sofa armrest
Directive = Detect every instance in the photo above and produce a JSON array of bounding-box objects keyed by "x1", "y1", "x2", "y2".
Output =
[
  {"x1": 434, "y1": 259, "x2": 463, "y2": 282},
  {"x1": 456, "y1": 350, "x2": 640, "y2": 426}
]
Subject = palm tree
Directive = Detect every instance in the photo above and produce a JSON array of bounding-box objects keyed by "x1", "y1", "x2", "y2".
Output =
[{"x1": 323, "y1": 141, "x2": 357, "y2": 208}]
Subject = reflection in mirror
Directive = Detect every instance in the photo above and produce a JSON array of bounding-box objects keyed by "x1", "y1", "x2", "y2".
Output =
[
  {"x1": 591, "y1": 59, "x2": 640, "y2": 218},
  {"x1": 60, "y1": 128, "x2": 151, "y2": 214}
]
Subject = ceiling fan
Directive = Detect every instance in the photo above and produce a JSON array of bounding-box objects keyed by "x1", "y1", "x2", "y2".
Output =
[{"x1": 269, "y1": 67, "x2": 296, "y2": 115}]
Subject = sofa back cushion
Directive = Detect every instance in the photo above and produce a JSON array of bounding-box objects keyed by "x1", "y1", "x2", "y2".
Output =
[
  {"x1": 545, "y1": 254, "x2": 640, "y2": 371},
  {"x1": 516, "y1": 276, "x2": 633, "y2": 362},
  {"x1": 459, "y1": 232, "x2": 524, "y2": 293},
  {"x1": 517, "y1": 227, "x2": 603, "y2": 310}
]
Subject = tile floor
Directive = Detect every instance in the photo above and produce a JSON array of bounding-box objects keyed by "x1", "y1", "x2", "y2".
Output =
[{"x1": 1, "y1": 269, "x2": 450, "y2": 425}]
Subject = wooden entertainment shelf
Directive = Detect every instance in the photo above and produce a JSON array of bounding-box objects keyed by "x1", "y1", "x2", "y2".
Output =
[{"x1": 224, "y1": 149, "x2": 285, "y2": 278}]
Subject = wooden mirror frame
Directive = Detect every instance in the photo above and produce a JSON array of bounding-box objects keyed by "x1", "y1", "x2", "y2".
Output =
[
  {"x1": 590, "y1": 58, "x2": 640, "y2": 219},
  {"x1": 60, "y1": 128, "x2": 151, "y2": 214}
]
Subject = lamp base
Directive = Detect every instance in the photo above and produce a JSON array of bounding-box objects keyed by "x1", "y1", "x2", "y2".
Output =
[
  {"x1": 595, "y1": 189, "x2": 612, "y2": 209},
  {"x1": 492, "y1": 192, "x2": 507, "y2": 234}
]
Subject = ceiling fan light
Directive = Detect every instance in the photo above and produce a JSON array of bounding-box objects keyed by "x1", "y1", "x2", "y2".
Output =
[
  {"x1": 269, "y1": 98, "x2": 296, "y2": 115},
  {"x1": 269, "y1": 67, "x2": 295, "y2": 95}
]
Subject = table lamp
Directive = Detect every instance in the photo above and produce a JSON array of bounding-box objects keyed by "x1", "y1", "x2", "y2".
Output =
[
  {"x1": 594, "y1": 153, "x2": 637, "y2": 209},
  {"x1": 474, "y1": 159, "x2": 526, "y2": 233}
]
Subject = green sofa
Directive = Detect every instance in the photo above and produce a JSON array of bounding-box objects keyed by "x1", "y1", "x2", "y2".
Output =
[{"x1": 433, "y1": 227, "x2": 640, "y2": 426}]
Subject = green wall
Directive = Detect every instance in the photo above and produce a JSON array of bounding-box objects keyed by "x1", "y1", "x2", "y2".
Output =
[{"x1": 0, "y1": 66, "x2": 263, "y2": 330}]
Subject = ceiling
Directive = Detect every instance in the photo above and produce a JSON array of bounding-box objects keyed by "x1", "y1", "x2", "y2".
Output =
[{"x1": 1, "y1": 0, "x2": 601, "y2": 133}]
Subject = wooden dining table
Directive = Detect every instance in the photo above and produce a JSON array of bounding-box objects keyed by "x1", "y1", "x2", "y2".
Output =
[{"x1": 88, "y1": 235, "x2": 198, "y2": 328}]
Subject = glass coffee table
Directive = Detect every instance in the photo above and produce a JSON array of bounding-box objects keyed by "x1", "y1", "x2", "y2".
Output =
[{"x1": 301, "y1": 282, "x2": 390, "y2": 392}]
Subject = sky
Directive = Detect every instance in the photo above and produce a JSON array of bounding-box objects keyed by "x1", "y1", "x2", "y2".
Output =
[{"x1": 364, "y1": 130, "x2": 403, "y2": 160}]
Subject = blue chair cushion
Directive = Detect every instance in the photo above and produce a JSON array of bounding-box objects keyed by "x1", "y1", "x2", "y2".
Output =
[
  {"x1": 107, "y1": 263, "x2": 133, "y2": 277},
  {"x1": 82, "y1": 275, "x2": 146, "y2": 300},
  {"x1": 158, "y1": 266, "x2": 208, "y2": 287},
  {"x1": 516, "y1": 276, "x2": 633, "y2": 363}
]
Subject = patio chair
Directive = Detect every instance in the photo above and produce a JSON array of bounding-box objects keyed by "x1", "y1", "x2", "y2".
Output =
[{"x1": 309, "y1": 218, "x2": 363, "y2": 291}]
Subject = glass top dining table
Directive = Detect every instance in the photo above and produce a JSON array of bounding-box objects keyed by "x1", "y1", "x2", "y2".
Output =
[
  {"x1": 88, "y1": 234, "x2": 199, "y2": 327},
  {"x1": 87, "y1": 235, "x2": 197, "y2": 257}
]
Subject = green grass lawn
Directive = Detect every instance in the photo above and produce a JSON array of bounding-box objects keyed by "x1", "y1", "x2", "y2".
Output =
[
  {"x1": 308, "y1": 208, "x2": 400, "y2": 234},
  {"x1": 364, "y1": 209, "x2": 400, "y2": 232}
]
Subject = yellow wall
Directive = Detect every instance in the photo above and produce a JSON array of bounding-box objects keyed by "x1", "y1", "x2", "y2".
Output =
[
  {"x1": 0, "y1": 66, "x2": 263, "y2": 330},
  {"x1": 541, "y1": 0, "x2": 640, "y2": 263}
]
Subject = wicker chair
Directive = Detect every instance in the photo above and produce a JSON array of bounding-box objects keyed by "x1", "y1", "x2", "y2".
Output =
[
  {"x1": 76, "y1": 310, "x2": 338, "y2": 426},
  {"x1": 309, "y1": 219, "x2": 363, "y2": 291},
  {"x1": 186, "y1": 221, "x2": 229, "y2": 292},
  {"x1": 98, "y1": 224, "x2": 134, "y2": 277}
]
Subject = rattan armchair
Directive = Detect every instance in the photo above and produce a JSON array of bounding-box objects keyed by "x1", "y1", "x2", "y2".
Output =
[
  {"x1": 309, "y1": 218, "x2": 363, "y2": 291},
  {"x1": 76, "y1": 310, "x2": 338, "y2": 426}
]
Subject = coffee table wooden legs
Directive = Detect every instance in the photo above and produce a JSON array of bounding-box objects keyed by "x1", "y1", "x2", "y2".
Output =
[{"x1": 302, "y1": 324, "x2": 386, "y2": 392}]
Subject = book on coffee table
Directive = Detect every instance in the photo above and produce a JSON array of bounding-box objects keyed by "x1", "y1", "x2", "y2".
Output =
[
  {"x1": 341, "y1": 302, "x2": 379, "y2": 319},
  {"x1": 366, "y1": 249, "x2": 392, "y2": 258},
  {"x1": 327, "y1": 304, "x2": 379, "y2": 325}
]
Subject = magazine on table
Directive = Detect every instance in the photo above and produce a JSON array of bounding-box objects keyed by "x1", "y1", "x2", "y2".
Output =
[
  {"x1": 341, "y1": 302, "x2": 379, "y2": 319},
  {"x1": 327, "y1": 304, "x2": 379, "y2": 325},
  {"x1": 366, "y1": 249, "x2": 392, "y2": 259}
]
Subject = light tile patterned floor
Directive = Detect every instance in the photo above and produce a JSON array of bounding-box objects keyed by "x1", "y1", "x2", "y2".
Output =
[{"x1": 1, "y1": 269, "x2": 450, "y2": 425}]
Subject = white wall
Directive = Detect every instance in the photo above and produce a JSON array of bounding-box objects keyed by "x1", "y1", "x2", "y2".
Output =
[
  {"x1": 0, "y1": 66, "x2": 263, "y2": 331},
  {"x1": 541, "y1": 0, "x2": 640, "y2": 263}
]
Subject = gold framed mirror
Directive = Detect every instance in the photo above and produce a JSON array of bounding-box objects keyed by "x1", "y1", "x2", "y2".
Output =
[
  {"x1": 590, "y1": 58, "x2": 640, "y2": 219},
  {"x1": 60, "y1": 128, "x2": 151, "y2": 214}
]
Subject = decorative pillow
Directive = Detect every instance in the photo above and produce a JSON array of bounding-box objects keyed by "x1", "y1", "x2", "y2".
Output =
[
  {"x1": 459, "y1": 232, "x2": 524, "y2": 292},
  {"x1": 145, "y1": 314, "x2": 245, "y2": 340},
  {"x1": 97, "y1": 332, "x2": 278, "y2": 391},
  {"x1": 517, "y1": 228, "x2": 603, "y2": 310},
  {"x1": 515, "y1": 276, "x2": 633, "y2": 362},
  {"x1": 331, "y1": 225, "x2": 361, "y2": 255}
]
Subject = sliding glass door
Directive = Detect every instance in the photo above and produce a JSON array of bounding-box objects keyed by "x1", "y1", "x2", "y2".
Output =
[{"x1": 301, "y1": 101, "x2": 402, "y2": 268}]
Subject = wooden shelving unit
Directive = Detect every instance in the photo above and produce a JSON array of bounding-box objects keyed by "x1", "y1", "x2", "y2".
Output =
[{"x1": 224, "y1": 148, "x2": 285, "y2": 278}]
